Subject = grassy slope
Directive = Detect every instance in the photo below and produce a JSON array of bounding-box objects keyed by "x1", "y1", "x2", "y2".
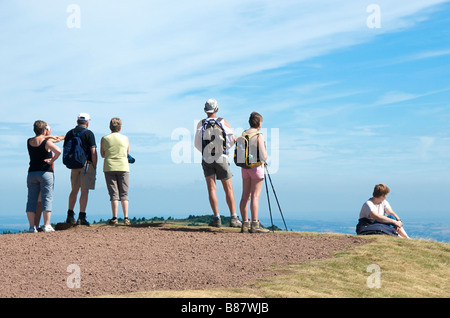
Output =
[{"x1": 99, "y1": 229, "x2": 449, "y2": 298}]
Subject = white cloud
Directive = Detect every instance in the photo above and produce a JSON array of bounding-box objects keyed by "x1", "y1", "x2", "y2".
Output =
[
  {"x1": 375, "y1": 91, "x2": 421, "y2": 105},
  {"x1": 1, "y1": 0, "x2": 448, "y2": 128}
]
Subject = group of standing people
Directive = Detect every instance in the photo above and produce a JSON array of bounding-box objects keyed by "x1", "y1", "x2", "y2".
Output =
[
  {"x1": 194, "y1": 99, "x2": 270, "y2": 233},
  {"x1": 25, "y1": 114, "x2": 131, "y2": 232},
  {"x1": 26, "y1": 99, "x2": 410, "y2": 238}
]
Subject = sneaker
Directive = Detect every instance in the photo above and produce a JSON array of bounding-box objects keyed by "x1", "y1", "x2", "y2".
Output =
[
  {"x1": 66, "y1": 210, "x2": 76, "y2": 225},
  {"x1": 124, "y1": 218, "x2": 130, "y2": 225},
  {"x1": 250, "y1": 220, "x2": 270, "y2": 233},
  {"x1": 108, "y1": 218, "x2": 118, "y2": 225},
  {"x1": 241, "y1": 219, "x2": 250, "y2": 233},
  {"x1": 230, "y1": 216, "x2": 242, "y2": 228},
  {"x1": 208, "y1": 216, "x2": 222, "y2": 227},
  {"x1": 42, "y1": 225, "x2": 55, "y2": 232},
  {"x1": 28, "y1": 226, "x2": 37, "y2": 233},
  {"x1": 76, "y1": 212, "x2": 90, "y2": 226}
]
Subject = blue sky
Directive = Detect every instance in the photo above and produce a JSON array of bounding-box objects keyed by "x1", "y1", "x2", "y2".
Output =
[{"x1": 1, "y1": 0, "x2": 449, "y2": 226}]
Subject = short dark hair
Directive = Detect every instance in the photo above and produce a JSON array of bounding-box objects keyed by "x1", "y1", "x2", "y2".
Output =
[
  {"x1": 249, "y1": 112, "x2": 263, "y2": 128},
  {"x1": 33, "y1": 120, "x2": 47, "y2": 136}
]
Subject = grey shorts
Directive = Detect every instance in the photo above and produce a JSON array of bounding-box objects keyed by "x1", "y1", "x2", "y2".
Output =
[
  {"x1": 202, "y1": 156, "x2": 233, "y2": 180},
  {"x1": 104, "y1": 171, "x2": 129, "y2": 201}
]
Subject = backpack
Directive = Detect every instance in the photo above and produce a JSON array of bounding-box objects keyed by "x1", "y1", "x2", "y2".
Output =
[
  {"x1": 63, "y1": 128, "x2": 88, "y2": 169},
  {"x1": 234, "y1": 132, "x2": 264, "y2": 169},
  {"x1": 201, "y1": 118, "x2": 227, "y2": 162}
]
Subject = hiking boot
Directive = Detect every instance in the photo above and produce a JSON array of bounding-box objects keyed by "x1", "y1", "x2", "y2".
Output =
[
  {"x1": 124, "y1": 218, "x2": 130, "y2": 226},
  {"x1": 66, "y1": 210, "x2": 76, "y2": 225},
  {"x1": 108, "y1": 218, "x2": 118, "y2": 225},
  {"x1": 76, "y1": 212, "x2": 90, "y2": 226},
  {"x1": 241, "y1": 219, "x2": 250, "y2": 233},
  {"x1": 230, "y1": 216, "x2": 242, "y2": 228},
  {"x1": 208, "y1": 216, "x2": 222, "y2": 227},
  {"x1": 250, "y1": 220, "x2": 270, "y2": 233}
]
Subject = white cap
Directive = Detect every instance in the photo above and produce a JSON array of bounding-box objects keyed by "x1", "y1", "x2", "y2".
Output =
[
  {"x1": 204, "y1": 99, "x2": 218, "y2": 113},
  {"x1": 77, "y1": 113, "x2": 91, "y2": 121}
]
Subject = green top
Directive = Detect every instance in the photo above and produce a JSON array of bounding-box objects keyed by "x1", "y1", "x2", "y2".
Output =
[{"x1": 102, "y1": 132, "x2": 129, "y2": 172}]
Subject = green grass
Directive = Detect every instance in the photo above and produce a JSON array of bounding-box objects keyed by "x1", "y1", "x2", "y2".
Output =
[{"x1": 101, "y1": 232, "x2": 449, "y2": 298}]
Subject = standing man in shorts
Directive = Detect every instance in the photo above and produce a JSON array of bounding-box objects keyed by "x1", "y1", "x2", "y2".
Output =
[
  {"x1": 64, "y1": 113, "x2": 97, "y2": 226},
  {"x1": 195, "y1": 99, "x2": 242, "y2": 228}
]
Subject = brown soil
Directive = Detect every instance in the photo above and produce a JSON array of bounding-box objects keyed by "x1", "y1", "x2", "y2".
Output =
[{"x1": 0, "y1": 224, "x2": 366, "y2": 298}]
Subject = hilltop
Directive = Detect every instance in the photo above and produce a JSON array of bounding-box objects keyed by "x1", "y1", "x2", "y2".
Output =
[{"x1": 0, "y1": 220, "x2": 448, "y2": 299}]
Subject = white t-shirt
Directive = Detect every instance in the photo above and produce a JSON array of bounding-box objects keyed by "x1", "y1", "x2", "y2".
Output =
[{"x1": 359, "y1": 199, "x2": 392, "y2": 220}]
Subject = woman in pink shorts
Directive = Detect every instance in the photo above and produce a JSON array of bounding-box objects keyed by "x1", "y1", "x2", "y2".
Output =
[{"x1": 239, "y1": 112, "x2": 269, "y2": 233}]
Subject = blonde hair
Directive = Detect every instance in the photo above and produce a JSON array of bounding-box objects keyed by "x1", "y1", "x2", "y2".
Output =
[{"x1": 110, "y1": 117, "x2": 122, "y2": 133}]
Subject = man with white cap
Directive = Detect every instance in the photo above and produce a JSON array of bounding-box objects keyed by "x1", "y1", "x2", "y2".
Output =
[
  {"x1": 63, "y1": 113, "x2": 97, "y2": 226},
  {"x1": 195, "y1": 99, "x2": 242, "y2": 228}
]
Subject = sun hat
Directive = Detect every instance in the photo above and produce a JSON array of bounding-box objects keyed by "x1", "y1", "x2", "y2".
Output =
[{"x1": 204, "y1": 99, "x2": 218, "y2": 113}]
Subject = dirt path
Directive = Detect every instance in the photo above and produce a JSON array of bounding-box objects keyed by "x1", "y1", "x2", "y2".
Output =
[{"x1": 0, "y1": 224, "x2": 365, "y2": 298}]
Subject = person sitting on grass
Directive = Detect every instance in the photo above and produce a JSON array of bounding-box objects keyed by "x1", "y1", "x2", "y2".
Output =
[{"x1": 358, "y1": 184, "x2": 410, "y2": 238}]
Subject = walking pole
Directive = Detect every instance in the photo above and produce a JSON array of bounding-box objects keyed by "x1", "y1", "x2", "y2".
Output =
[
  {"x1": 265, "y1": 164, "x2": 288, "y2": 231},
  {"x1": 264, "y1": 166, "x2": 275, "y2": 233}
]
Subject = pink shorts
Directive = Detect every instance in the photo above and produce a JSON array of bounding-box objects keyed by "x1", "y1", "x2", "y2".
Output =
[{"x1": 241, "y1": 165, "x2": 265, "y2": 180}]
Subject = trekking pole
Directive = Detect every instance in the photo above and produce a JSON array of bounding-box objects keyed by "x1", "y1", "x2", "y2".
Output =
[
  {"x1": 264, "y1": 169, "x2": 275, "y2": 233},
  {"x1": 265, "y1": 164, "x2": 288, "y2": 231}
]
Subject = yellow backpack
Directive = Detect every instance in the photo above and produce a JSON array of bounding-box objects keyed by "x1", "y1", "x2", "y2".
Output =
[{"x1": 234, "y1": 132, "x2": 263, "y2": 169}]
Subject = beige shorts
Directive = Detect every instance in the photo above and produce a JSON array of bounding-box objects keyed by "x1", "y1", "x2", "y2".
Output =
[{"x1": 71, "y1": 162, "x2": 96, "y2": 190}]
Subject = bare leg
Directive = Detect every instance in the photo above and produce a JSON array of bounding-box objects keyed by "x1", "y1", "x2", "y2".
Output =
[
  {"x1": 79, "y1": 188, "x2": 89, "y2": 213},
  {"x1": 249, "y1": 179, "x2": 264, "y2": 221},
  {"x1": 42, "y1": 211, "x2": 51, "y2": 226},
  {"x1": 111, "y1": 200, "x2": 119, "y2": 218},
  {"x1": 397, "y1": 227, "x2": 410, "y2": 239},
  {"x1": 205, "y1": 176, "x2": 219, "y2": 216},
  {"x1": 35, "y1": 202, "x2": 42, "y2": 228},
  {"x1": 68, "y1": 187, "x2": 79, "y2": 211},
  {"x1": 239, "y1": 178, "x2": 252, "y2": 221},
  {"x1": 221, "y1": 177, "x2": 236, "y2": 216},
  {"x1": 26, "y1": 212, "x2": 36, "y2": 228},
  {"x1": 121, "y1": 200, "x2": 129, "y2": 219}
]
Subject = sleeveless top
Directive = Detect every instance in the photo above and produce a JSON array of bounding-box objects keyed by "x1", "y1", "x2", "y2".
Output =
[
  {"x1": 27, "y1": 139, "x2": 53, "y2": 173},
  {"x1": 102, "y1": 133, "x2": 129, "y2": 172}
]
